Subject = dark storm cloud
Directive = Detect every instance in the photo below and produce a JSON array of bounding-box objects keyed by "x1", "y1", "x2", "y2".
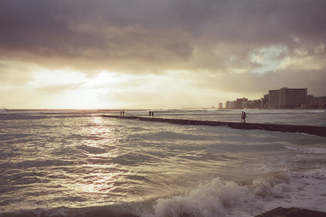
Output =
[
  {"x1": 0, "y1": 1, "x2": 106, "y2": 57},
  {"x1": 192, "y1": 69, "x2": 326, "y2": 97},
  {"x1": 1, "y1": 0, "x2": 326, "y2": 74}
]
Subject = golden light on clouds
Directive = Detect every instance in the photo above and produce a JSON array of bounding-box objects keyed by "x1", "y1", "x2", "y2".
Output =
[{"x1": 1, "y1": 0, "x2": 326, "y2": 109}]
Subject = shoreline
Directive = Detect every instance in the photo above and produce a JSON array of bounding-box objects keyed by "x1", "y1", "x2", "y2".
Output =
[{"x1": 101, "y1": 115, "x2": 326, "y2": 137}]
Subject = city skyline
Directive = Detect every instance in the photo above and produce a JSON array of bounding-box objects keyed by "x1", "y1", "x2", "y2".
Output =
[
  {"x1": 221, "y1": 87, "x2": 325, "y2": 109},
  {"x1": 1, "y1": 1, "x2": 326, "y2": 109}
]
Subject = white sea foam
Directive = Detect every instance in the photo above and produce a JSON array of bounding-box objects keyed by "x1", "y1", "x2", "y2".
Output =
[
  {"x1": 140, "y1": 169, "x2": 326, "y2": 217},
  {"x1": 1, "y1": 110, "x2": 326, "y2": 216},
  {"x1": 285, "y1": 146, "x2": 326, "y2": 154},
  {"x1": 243, "y1": 162, "x2": 289, "y2": 174}
]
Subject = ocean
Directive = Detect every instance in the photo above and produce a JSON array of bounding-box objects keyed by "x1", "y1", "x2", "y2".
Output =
[{"x1": 0, "y1": 109, "x2": 326, "y2": 217}]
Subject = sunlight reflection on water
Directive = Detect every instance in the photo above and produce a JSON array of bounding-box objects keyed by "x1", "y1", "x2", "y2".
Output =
[
  {"x1": 1, "y1": 111, "x2": 326, "y2": 214},
  {"x1": 73, "y1": 116, "x2": 122, "y2": 203}
]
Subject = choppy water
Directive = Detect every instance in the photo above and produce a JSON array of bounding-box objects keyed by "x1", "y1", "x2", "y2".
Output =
[{"x1": 0, "y1": 109, "x2": 326, "y2": 217}]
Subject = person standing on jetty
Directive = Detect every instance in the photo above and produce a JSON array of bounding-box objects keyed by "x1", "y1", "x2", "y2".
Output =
[
  {"x1": 241, "y1": 111, "x2": 246, "y2": 123},
  {"x1": 149, "y1": 111, "x2": 151, "y2": 117},
  {"x1": 241, "y1": 111, "x2": 247, "y2": 123}
]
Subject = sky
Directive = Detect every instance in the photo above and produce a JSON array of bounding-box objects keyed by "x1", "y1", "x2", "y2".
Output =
[{"x1": 1, "y1": 0, "x2": 326, "y2": 109}]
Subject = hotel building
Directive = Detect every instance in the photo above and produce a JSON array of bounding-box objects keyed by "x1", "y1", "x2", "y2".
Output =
[{"x1": 268, "y1": 87, "x2": 307, "y2": 108}]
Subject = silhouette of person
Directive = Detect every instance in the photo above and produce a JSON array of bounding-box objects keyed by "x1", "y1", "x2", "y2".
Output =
[
  {"x1": 243, "y1": 112, "x2": 246, "y2": 123},
  {"x1": 241, "y1": 111, "x2": 244, "y2": 123},
  {"x1": 149, "y1": 111, "x2": 151, "y2": 117},
  {"x1": 152, "y1": 111, "x2": 154, "y2": 117}
]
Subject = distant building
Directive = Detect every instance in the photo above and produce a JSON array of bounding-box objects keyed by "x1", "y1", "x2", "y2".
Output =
[
  {"x1": 219, "y1": 103, "x2": 223, "y2": 109},
  {"x1": 269, "y1": 87, "x2": 307, "y2": 108},
  {"x1": 230, "y1": 101, "x2": 235, "y2": 109},
  {"x1": 302, "y1": 96, "x2": 326, "y2": 109},
  {"x1": 236, "y1": 98, "x2": 243, "y2": 109},
  {"x1": 247, "y1": 99, "x2": 262, "y2": 109},
  {"x1": 307, "y1": 95, "x2": 314, "y2": 104},
  {"x1": 242, "y1": 98, "x2": 248, "y2": 109},
  {"x1": 268, "y1": 90, "x2": 280, "y2": 109},
  {"x1": 320, "y1": 96, "x2": 326, "y2": 102},
  {"x1": 226, "y1": 101, "x2": 230, "y2": 109},
  {"x1": 235, "y1": 98, "x2": 247, "y2": 109},
  {"x1": 262, "y1": 94, "x2": 269, "y2": 108},
  {"x1": 279, "y1": 87, "x2": 307, "y2": 107}
]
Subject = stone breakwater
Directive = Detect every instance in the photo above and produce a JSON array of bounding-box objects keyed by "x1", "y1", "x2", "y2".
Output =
[
  {"x1": 255, "y1": 207, "x2": 326, "y2": 217},
  {"x1": 101, "y1": 115, "x2": 326, "y2": 138}
]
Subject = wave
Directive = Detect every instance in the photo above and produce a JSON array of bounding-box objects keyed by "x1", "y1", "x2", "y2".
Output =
[
  {"x1": 254, "y1": 109, "x2": 325, "y2": 115},
  {"x1": 0, "y1": 204, "x2": 138, "y2": 217},
  {"x1": 139, "y1": 169, "x2": 326, "y2": 217},
  {"x1": 0, "y1": 169, "x2": 325, "y2": 217},
  {"x1": 285, "y1": 145, "x2": 326, "y2": 155},
  {"x1": 141, "y1": 175, "x2": 289, "y2": 217}
]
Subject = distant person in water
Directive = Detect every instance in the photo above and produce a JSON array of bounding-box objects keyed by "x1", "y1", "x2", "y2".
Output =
[
  {"x1": 152, "y1": 111, "x2": 154, "y2": 117},
  {"x1": 123, "y1": 111, "x2": 124, "y2": 116},
  {"x1": 241, "y1": 111, "x2": 244, "y2": 123},
  {"x1": 149, "y1": 111, "x2": 151, "y2": 117}
]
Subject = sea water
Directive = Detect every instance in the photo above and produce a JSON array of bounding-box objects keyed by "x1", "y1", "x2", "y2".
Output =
[{"x1": 0, "y1": 109, "x2": 325, "y2": 217}]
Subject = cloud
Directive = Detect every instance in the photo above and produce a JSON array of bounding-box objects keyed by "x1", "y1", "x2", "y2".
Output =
[
  {"x1": 0, "y1": 62, "x2": 35, "y2": 85},
  {"x1": 35, "y1": 83, "x2": 81, "y2": 94},
  {"x1": 1, "y1": 0, "x2": 326, "y2": 75},
  {"x1": 1, "y1": 0, "x2": 326, "y2": 109},
  {"x1": 98, "y1": 89, "x2": 217, "y2": 109},
  {"x1": 190, "y1": 69, "x2": 326, "y2": 98}
]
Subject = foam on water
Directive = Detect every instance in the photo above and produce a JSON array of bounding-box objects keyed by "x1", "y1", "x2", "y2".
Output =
[
  {"x1": 285, "y1": 145, "x2": 326, "y2": 155},
  {"x1": 1, "y1": 110, "x2": 326, "y2": 217},
  {"x1": 139, "y1": 169, "x2": 326, "y2": 217}
]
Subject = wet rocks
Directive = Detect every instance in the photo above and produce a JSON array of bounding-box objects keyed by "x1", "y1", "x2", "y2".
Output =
[{"x1": 255, "y1": 207, "x2": 326, "y2": 217}]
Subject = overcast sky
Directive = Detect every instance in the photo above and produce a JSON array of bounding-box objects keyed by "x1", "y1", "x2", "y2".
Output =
[{"x1": 1, "y1": 0, "x2": 326, "y2": 109}]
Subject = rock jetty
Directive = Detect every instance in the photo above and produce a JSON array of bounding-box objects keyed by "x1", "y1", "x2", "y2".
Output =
[
  {"x1": 101, "y1": 115, "x2": 326, "y2": 137},
  {"x1": 255, "y1": 207, "x2": 326, "y2": 217}
]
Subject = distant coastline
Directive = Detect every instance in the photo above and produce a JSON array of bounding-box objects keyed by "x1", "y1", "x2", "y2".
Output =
[
  {"x1": 3, "y1": 108, "x2": 326, "y2": 112},
  {"x1": 3, "y1": 109, "x2": 148, "y2": 112},
  {"x1": 217, "y1": 107, "x2": 326, "y2": 110}
]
